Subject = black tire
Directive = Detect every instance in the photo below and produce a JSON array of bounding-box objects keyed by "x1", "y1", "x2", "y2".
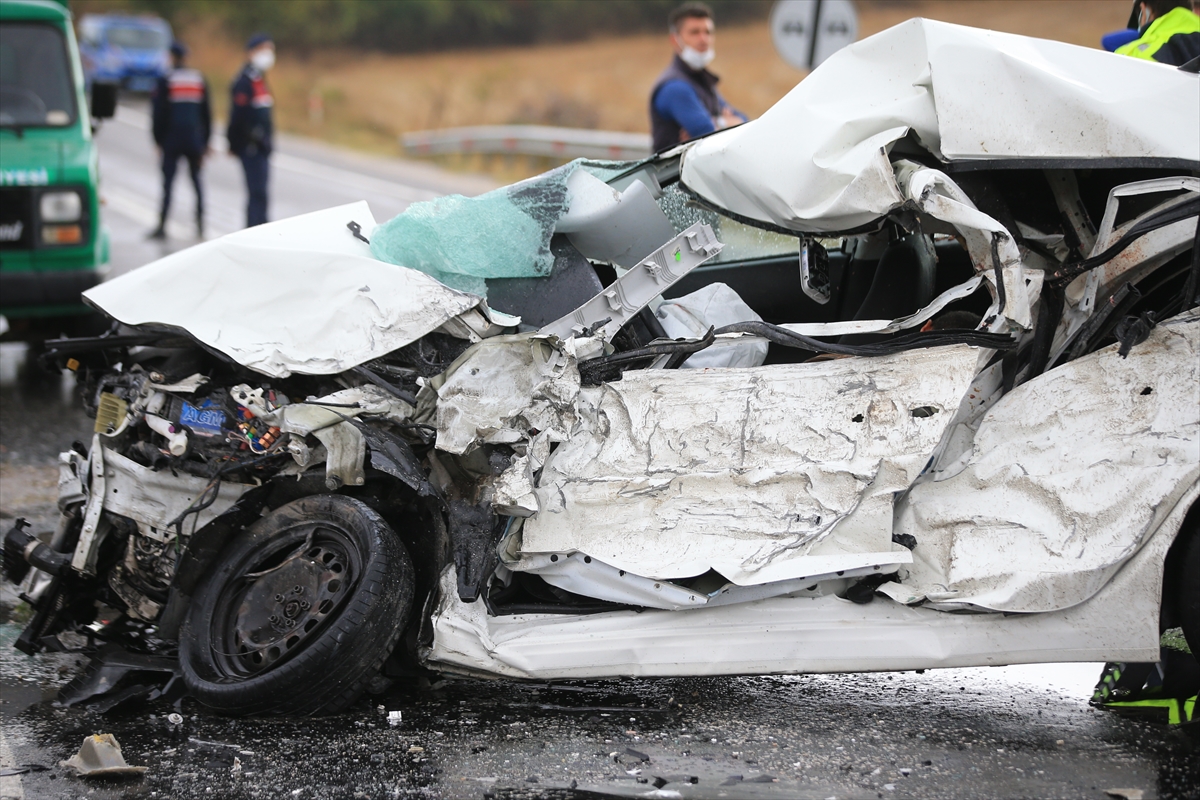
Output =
[{"x1": 180, "y1": 494, "x2": 414, "y2": 716}]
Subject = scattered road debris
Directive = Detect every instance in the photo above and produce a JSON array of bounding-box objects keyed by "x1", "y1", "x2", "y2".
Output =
[{"x1": 59, "y1": 734, "x2": 147, "y2": 776}]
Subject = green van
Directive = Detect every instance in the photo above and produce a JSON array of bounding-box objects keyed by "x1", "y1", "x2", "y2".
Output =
[{"x1": 0, "y1": 0, "x2": 115, "y2": 340}]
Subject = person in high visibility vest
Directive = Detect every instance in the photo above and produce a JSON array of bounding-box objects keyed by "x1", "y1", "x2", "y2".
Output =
[{"x1": 1116, "y1": 0, "x2": 1200, "y2": 66}]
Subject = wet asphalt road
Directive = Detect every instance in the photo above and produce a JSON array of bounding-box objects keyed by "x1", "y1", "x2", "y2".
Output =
[
  {"x1": 2, "y1": 104, "x2": 1199, "y2": 800},
  {"x1": 2, "y1": 618, "x2": 1198, "y2": 800}
]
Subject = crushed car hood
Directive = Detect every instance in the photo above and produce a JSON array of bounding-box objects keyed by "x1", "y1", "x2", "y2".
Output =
[
  {"x1": 681, "y1": 18, "x2": 1200, "y2": 233},
  {"x1": 83, "y1": 202, "x2": 485, "y2": 378}
]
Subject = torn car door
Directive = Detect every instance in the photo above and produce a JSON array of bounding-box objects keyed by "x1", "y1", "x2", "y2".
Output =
[
  {"x1": 512, "y1": 343, "x2": 982, "y2": 586},
  {"x1": 885, "y1": 311, "x2": 1200, "y2": 612}
]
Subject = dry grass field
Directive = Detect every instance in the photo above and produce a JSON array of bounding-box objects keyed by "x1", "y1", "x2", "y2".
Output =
[{"x1": 176, "y1": 0, "x2": 1134, "y2": 162}]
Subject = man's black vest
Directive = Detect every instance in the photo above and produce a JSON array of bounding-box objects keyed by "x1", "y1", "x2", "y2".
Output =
[{"x1": 649, "y1": 55, "x2": 722, "y2": 153}]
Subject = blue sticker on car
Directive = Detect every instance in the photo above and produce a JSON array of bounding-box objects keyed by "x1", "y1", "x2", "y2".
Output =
[{"x1": 180, "y1": 399, "x2": 226, "y2": 437}]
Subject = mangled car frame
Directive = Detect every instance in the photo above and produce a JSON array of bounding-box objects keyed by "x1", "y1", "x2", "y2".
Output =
[{"x1": 5, "y1": 20, "x2": 1199, "y2": 716}]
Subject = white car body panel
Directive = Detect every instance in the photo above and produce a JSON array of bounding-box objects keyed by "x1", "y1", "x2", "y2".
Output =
[
  {"x1": 681, "y1": 18, "x2": 1200, "y2": 233},
  {"x1": 886, "y1": 312, "x2": 1200, "y2": 612},
  {"x1": 516, "y1": 344, "x2": 980, "y2": 586},
  {"x1": 421, "y1": 496, "x2": 1181, "y2": 678},
  {"x1": 36, "y1": 19, "x2": 1196, "y2": 692},
  {"x1": 420, "y1": 317, "x2": 1199, "y2": 678},
  {"x1": 82, "y1": 203, "x2": 485, "y2": 378}
]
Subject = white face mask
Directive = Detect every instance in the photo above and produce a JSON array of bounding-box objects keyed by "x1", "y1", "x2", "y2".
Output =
[
  {"x1": 251, "y1": 49, "x2": 275, "y2": 72},
  {"x1": 679, "y1": 45, "x2": 714, "y2": 71}
]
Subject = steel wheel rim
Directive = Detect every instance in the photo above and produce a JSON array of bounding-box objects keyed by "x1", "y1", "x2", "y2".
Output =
[{"x1": 208, "y1": 521, "x2": 363, "y2": 680}]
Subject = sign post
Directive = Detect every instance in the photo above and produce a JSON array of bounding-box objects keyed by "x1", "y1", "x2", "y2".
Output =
[{"x1": 770, "y1": 0, "x2": 859, "y2": 71}]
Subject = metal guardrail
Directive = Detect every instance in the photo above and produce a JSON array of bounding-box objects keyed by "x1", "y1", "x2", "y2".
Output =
[{"x1": 401, "y1": 125, "x2": 651, "y2": 162}]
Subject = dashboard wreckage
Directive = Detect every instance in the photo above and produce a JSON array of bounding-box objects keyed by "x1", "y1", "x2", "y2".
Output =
[{"x1": 4, "y1": 20, "x2": 1199, "y2": 716}]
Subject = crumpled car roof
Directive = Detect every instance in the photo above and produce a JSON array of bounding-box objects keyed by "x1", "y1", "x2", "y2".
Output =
[
  {"x1": 681, "y1": 18, "x2": 1200, "y2": 233},
  {"x1": 83, "y1": 202, "x2": 484, "y2": 377}
]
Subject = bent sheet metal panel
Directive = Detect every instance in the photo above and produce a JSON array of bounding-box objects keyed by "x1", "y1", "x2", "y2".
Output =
[
  {"x1": 83, "y1": 202, "x2": 483, "y2": 378},
  {"x1": 680, "y1": 19, "x2": 1199, "y2": 233},
  {"x1": 423, "y1": 520, "x2": 1167, "y2": 679},
  {"x1": 887, "y1": 311, "x2": 1200, "y2": 613},
  {"x1": 520, "y1": 344, "x2": 982, "y2": 586},
  {"x1": 98, "y1": 448, "x2": 249, "y2": 536},
  {"x1": 430, "y1": 334, "x2": 584, "y2": 456}
]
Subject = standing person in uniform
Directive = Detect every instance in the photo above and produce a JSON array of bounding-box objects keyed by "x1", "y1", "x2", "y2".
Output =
[
  {"x1": 1116, "y1": 0, "x2": 1200, "y2": 65},
  {"x1": 649, "y1": 2, "x2": 746, "y2": 154},
  {"x1": 149, "y1": 41, "x2": 210, "y2": 240},
  {"x1": 228, "y1": 33, "x2": 275, "y2": 228}
]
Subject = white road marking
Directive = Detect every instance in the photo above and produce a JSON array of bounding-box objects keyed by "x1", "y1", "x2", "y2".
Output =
[
  {"x1": 0, "y1": 722, "x2": 26, "y2": 800},
  {"x1": 103, "y1": 185, "x2": 206, "y2": 241}
]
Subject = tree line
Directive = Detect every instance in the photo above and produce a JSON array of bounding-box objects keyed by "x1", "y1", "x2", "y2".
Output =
[{"x1": 104, "y1": 0, "x2": 772, "y2": 53}]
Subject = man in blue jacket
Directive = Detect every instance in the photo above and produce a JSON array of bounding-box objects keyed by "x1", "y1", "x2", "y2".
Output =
[
  {"x1": 228, "y1": 33, "x2": 275, "y2": 228},
  {"x1": 149, "y1": 41, "x2": 211, "y2": 240},
  {"x1": 649, "y1": 3, "x2": 746, "y2": 154}
]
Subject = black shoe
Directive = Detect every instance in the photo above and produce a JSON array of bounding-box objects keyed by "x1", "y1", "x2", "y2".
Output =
[
  {"x1": 147, "y1": 225, "x2": 166, "y2": 240},
  {"x1": 1092, "y1": 661, "x2": 1160, "y2": 705}
]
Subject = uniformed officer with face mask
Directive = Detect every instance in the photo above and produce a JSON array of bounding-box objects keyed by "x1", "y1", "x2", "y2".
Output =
[
  {"x1": 149, "y1": 41, "x2": 211, "y2": 240},
  {"x1": 649, "y1": 2, "x2": 747, "y2": 154},
  {"x1": 228, "y1": 33, "x2": 275, "y2": 228}
]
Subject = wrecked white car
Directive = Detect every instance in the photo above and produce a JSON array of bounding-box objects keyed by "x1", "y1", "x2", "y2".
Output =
[{"x1": 4, "y1": 20, "x2": 1198, "y2": 717}]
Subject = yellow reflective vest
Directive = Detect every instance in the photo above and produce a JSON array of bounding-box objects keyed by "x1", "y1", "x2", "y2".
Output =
[{"x1": 1116, "y1": 6, "x2": 1200, "y2": 66}]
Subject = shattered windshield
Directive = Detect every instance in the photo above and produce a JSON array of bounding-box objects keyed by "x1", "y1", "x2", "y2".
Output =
[
  {"x1": 0, "y1": 23, "x2": 77, "y2": 128},
  {"x1": 370, "y1": 158, "x2": 805, "y2": 299},
  {"x1": 656, "y1": 182, "x2": 800, "y2": 264},
  {"x1": 371, "y1": 160, "x2": 634, "y2": 297}
]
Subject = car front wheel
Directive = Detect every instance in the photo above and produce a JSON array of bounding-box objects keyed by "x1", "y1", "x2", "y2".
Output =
[{"x1": 180, "y1": 494, "x2": 414, "y2": 716}]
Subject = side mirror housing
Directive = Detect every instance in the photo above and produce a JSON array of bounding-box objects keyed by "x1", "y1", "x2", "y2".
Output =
[{"x1": 90, "y1": 81, "x2": 118, "y2": 120}]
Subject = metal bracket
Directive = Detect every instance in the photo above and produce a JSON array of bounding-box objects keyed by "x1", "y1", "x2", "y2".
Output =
[
  {"x1": 539, "y1": 222, "x2": 723, "y2": 342},
  {"x1": 72, "y1": 435, "x2": 107, "y2": 576}
]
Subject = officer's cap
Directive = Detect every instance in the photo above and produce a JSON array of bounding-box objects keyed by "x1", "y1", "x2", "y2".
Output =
[{"x1": 246, "y1": 32, "x2": 273, "y2": 51}]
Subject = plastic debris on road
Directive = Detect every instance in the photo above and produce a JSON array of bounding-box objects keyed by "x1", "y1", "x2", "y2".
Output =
[{"x1": 60, "y1": 734, "x2": 147, "y2": 776}]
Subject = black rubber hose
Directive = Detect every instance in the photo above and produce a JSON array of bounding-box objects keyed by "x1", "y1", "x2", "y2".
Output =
[
  {"x1": 990, "y1": 232, "x2": 1008, "y2": 319},
  {"x1": 712, "y1": 321, "x2": 1016, "y2": 357},
  {"x1": 3, "y1": 519, "x2": 70, "y2": 579},
  {"x1": 578, "y1": 328, "x2": 717, "y2": 384}
]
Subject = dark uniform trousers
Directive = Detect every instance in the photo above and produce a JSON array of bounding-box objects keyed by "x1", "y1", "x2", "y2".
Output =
[
  {"x1": 228, "y1": 65, "x2": 274, "y2": 228},
  {"x1": 153, "y1": 67, "x2": 210, "y2": 228},
  {"x1": 240, "y1": 150, "x2": 269, "y2": 228}
]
